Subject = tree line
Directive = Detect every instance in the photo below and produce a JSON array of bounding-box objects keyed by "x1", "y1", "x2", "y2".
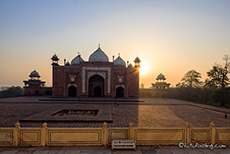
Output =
[
  {"x1": 171, "y1": 55, "x2": 230, "y2": 107},
  {"x1": 0, "y1": 86, "x2": 24, "y2": 98}
]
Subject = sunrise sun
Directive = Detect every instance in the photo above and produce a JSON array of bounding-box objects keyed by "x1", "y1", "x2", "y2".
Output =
[{"x1": 139, "y1": 62, "x2": 149, "y2": 75}]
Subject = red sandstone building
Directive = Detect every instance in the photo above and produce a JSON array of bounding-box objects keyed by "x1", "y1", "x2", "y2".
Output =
[
  {"x1": 139, "y1": 73, "x2": 171, "y2": 98},
  {"x1": 51, "y1": 46, "x2": 140, "y2": 98},
  {"x1": 23, "y1": 70, "x2": 52, "y2": 96}
]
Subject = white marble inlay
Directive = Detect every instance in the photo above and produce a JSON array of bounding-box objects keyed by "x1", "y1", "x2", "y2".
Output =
[
  {"x1": 68, "y1": 84, "x2": 77, "y2": 88},
  {"x1": 118, "y1": 76, "x2": 124, "y2": 83},
  {"x1": 69, "y1": 75, "x2": 76, "y2": 82},
  {"x1": 88, "y1": 72, "x2": 106, "y2": 80},
  {"x1": 116, "y1": 85, "x2": 125, "y2": 89}
]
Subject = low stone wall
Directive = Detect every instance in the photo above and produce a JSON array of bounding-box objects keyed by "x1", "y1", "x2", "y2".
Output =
[{"x1": 0, "y1": 122, "x2": 229, "y2": 146}]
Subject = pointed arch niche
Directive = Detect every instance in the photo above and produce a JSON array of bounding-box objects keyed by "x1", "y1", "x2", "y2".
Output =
[{"x1": 88, "y1": 74, "x2": 105, "y2": 97}]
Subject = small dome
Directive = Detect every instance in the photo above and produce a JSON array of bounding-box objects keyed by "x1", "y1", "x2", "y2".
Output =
[
  {"x1": 29, "y1": 70, "x2": 40, "y2": 78},
  {"x1": 128, "y1": 63, "x2": 133, "y2": 68},
  {"x1": 71, "y1": 55, "x2": 84, "y2": 65},
  {"x1": 89, "y1": 46, "x2": 109, "y2": 62},
  {"x1": 156, "y1": 73, "x2": 166, "y2": 80},
  {"x1": 51, "y1": 54, "x2": 59, "y2": 61},
  {"x1": 134, "y1": 57, "x2": 141, "y2": 63},
  {"x1": 114, "y1": 56, "x2": 126, "y2": 67},
  {"x1": 65, "y1": 61, "x2": 70, "y2": 66}
]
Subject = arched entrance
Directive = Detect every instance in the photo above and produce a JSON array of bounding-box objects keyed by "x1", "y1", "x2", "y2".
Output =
[
  {"x1": 116, "y1": 86, "x2": 124, "y2": 97},
  {"x1": 68, "y1": 85, "x2": 77, "y2": 97},
  {"x1": 88, "y1": 75, "x2": 104, "y2": 97}
]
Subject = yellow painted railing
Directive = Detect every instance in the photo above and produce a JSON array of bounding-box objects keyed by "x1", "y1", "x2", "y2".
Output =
[{"x1": 0, "y1": 122, "x2": 229, "y2": 146}]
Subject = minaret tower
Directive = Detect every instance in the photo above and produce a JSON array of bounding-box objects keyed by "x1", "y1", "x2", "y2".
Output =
[
  {"x1": 51, "y1": 54, "x2": 59, "y2": 66},
  {"x1": 134, "y1": 56, "x2": 141, "y2": 68}
]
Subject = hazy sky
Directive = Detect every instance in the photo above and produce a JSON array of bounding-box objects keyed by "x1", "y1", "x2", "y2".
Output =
[{"x1": 0, "y1": 0, "x2": 230, "y2": 88}]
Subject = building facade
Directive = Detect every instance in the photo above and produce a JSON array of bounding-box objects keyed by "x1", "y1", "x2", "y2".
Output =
[{"x1": 51, "y1": 46, "x2": 140, "y2": 98}]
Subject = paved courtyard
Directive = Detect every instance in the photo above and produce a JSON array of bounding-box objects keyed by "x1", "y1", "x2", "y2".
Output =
[{"x1": 0, "y1": 97, "x2": 230, "y2": 128}]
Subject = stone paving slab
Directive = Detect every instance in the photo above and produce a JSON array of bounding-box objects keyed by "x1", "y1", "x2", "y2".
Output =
[
  {"x1": 111, "y1": 150, "x2": 142, "y2": 154},
  {"x1": 1, "y1": 146, "x2": 230, "y2": 154},
  {"x1": 197, "y1": 149, "x2": 217, "y2": 154},
  {"x1": 33, "y1": 150, "x2": 50, "y2": 154},
  {"x1": 163, "y1": 146, "x2": 186, "y2": 154},
  {"x1": 183, "y1": 148, "x2": 203, "y2": 154},
  {"x1": 81, "y1": 150, "x2": 112, "y2": 154},
  {"x1": 64, "y1": 149, "x2": 81, "y2": 154},
  {"x1": 155, "y1": 148, "x2": 172, "y2": 154},
  {"x1": 0, "y1": 150, "x2": 19, "y2": 154}
]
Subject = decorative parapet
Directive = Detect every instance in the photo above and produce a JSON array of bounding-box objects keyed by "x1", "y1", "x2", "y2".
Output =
[{"x1": 0, "y1": 122, "x2": 230, "y2": 147}]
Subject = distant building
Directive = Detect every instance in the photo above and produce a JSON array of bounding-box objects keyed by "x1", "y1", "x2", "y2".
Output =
[
  {"x1": 151, "y1": 73, "x2": 170, "y2": 97},
  {"x1": 51, "y1": 45, "x2": 140, "y2": 98},
  {"x1": 23, "y1": 70, "x2": 52, "y2": 96},
  {"x1": 152, "y1": 73, "x2": 170, "y2": 90},
  {"x1": 139, "y1": 73, "x2": 171, "y2": 97}
]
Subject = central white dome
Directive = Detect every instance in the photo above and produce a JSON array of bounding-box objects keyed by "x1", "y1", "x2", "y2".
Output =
[{"x1": 89, "y1": 47, "x2": 109, "y2": 62}]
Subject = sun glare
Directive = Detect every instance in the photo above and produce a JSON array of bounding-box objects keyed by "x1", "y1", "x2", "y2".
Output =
[{"x1": 139, "y1": 62, "x2": 149, "y2": 75}]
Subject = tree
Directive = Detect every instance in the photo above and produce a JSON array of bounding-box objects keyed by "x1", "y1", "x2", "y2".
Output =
[
  {"x1": 205, "y1": 55, "x2": 230, "y2": 106},
  {"x1": 174, "y1": 70, "x2": 202, "y2": 101},
  {"x1": 197, "y1": 83, "x2": 215, "y2": 104},
  {"x1": 181, "y1": 70, "x2": 202, "y2": 87},
  {"x1": 212, "y1": 88, "x2": 230, "y2": 106},
  {"x1": 0, "y1": 86, "x2": 24, "y2": 98},
  {"x1": 206, "y1": 55, "x2": 229, "y2": 88}
]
